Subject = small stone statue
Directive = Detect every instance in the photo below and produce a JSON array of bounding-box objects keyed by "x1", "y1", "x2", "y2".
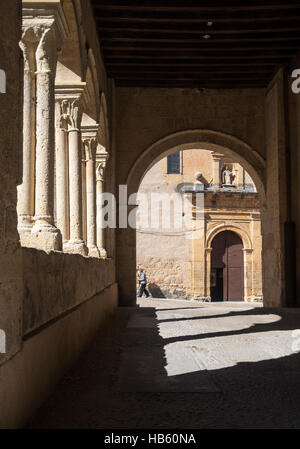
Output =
[{"x1": 222, "y1": 166, "x2": 234, "y2": 185}]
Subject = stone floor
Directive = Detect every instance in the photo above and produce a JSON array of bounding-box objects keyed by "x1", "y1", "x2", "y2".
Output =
[{"x1": 28, "y1": 298, "x2": 300, "y2": 429}]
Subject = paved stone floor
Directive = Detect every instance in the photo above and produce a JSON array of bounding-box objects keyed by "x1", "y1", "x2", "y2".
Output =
[{"x1": 28, "y1": 298, "x2": 300, "y2": 428}]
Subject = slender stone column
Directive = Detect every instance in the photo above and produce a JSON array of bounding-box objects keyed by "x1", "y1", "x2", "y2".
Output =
[
  {"x1": 63, "y1": 92, "x2": 87, "y2": 256},
  {"x1": 96, "y1": 153, "x2": 109, "y2": 258},
  {"x1": 30, "y1": 25, "x2": 62, "y2": 250},
  {"x1": 82, "y1": 126, "x2": 99, "y2": 257},
  {"x1": 17, "y1": 31, "x2": 37, "y2": 240},
  {"x1": 55, "y1": 97, "x2": 69, "y2": 242},
  {"x1": 82, "y1": 146, "x2": 87, "y2": 244}
]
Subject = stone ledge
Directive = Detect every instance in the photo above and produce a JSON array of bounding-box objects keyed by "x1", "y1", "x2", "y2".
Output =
[{"x1": 22, "y1": 247, "x2": 115, "y2": 334}]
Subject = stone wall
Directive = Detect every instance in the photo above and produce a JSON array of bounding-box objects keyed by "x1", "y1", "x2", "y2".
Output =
[
  {"x1": 0, "y1": 0, "x2": 23, "y2": 363},
  {"x1": 116, "y1": 87, "x2": 266, "y2": 187},
  {"x1": 137, "y1": 238, "x2": 191, "y2": 299},
  {"x1": 0, "y1": 281, "x2": 118, "y2": 428},
  {"x1": 22, "y1": 248, "x2": 116, "y2": 335}
]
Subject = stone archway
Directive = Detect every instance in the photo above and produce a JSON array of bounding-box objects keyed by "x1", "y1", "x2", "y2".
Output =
[
  {"x1": 118, "y1": 129, "x2": 266, "y2": 306},
  {"x1": 127, "y1": 129, "x2": 266, "y2": 204}
]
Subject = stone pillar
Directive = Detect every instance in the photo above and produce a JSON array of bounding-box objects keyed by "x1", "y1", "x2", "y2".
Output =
[
  {"x1": 82, "y1": 145, "x2": 87, "y2": 245},
  {"x1": 31, "y1": 25, "x2": 62, "y2": 249},
  {"x1": 211, "y1": 152, "x2": 223, "y2": 189},
  {"x1": 96, "y1": 152, "x2": 109, "y2": 258},
  {"x1": 205, "y1": 248, "x2": 212, "y2": 298},
  {"x1": 234, "y1": 163, "x2": 244, "y2": 188},
  {"x1": 55, "y1": 96, "x2": 69, "y2": 243},
  {"x1": 243, "y1": 248, "x2": 254, "y2": 302},
  {"x1": 17, "y1": 31, "x2": 37, "y2": 242},
  {"x1": 82, "y1": 126, "x2": 99, "y2": 257},
  {"x1": 62, "y1": 90, "x2": 87, "y2": 256}
]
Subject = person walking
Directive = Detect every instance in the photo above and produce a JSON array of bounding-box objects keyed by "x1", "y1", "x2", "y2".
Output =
[{"x1": 137, "y1": 268, "x2": 150, "y2": 298}]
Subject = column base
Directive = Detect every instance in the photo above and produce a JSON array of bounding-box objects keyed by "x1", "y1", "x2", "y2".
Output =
[
  {"x1": 64, "y1": 239, "x2": 88, "y2": 256},
  {"x1": 18, "y1": 228, "x2": 33, "y2": 247},
  {"x1": 87, "y1": 245, "x2": 100, "y2": 258},
  {"x1": 18, "y1": 214, "x2": 33, "y2": 230},
  {"x1": 98, "y1": 247, "x2": 107, "y2": 259},
  {"x1": 30, "y1": 221, "x2": 62, "y2": 251}
]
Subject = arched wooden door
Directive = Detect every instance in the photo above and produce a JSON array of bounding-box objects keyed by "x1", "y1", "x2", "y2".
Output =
[{"x1": 210, "y1": 230, "x2": 244, "y2": 301}]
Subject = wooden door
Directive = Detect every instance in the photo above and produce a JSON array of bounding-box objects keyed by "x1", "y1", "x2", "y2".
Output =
[{"x1": 211, "y1": 231, "x2": 244, "y2": 301}]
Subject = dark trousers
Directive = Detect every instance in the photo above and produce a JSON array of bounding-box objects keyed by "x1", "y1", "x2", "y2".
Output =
[{"x1": 138, "y1": 283, "x2": 149, "y2": 298}]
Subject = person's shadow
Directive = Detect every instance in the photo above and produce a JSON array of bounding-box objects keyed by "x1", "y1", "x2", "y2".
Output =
[{"x1": 148, "y1": 282, "x2": 166, "y2": 298}]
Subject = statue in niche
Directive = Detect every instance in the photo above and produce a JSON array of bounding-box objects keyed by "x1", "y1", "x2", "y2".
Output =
[{"x1": 222, "y1": 165, "x2": 234, "y2": 185}]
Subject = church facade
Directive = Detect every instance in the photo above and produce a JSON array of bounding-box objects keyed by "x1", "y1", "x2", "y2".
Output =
[{"x1": 137, "y1": 149, "x2": 263, "y2": 302}]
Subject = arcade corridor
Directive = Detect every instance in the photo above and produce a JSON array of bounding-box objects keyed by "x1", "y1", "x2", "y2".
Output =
[
  {"x1": 2, "y1": 0, "x2": 300, "y2": 428},
  {"x1": 28, "y1": 299, "x2": 300, "y2": 429}
]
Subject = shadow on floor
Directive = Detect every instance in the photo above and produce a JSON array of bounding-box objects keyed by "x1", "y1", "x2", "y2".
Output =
[{"x1": 27, "y1": 303, "x2": 300, "y2": 429}]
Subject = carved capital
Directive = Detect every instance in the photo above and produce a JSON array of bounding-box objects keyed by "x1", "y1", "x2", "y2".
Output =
[
  {"x1": 66, "y1": 97, "x2": 83, "y2": 131},
  {"x1": 35, "y1": 25, "x2": 58, "y2": 74},
  {"x1": 81, "y1": 124, "x2": 99, "y2": 161},
  {"x1": 19, "y1": 33, "x2": 37, "y2": 73},
  {"x1": 55, "y1": 84, "x2": 86, "y2": 131},
  {"x1": 83, "y1": 138, "x2": 97, "y2": 161},
  {"x1": 55, "y1": 98, "x2": 68, "y2": 130},
  {"x1": 21, "y1": 4, "x2": 69, "y2": 74}
]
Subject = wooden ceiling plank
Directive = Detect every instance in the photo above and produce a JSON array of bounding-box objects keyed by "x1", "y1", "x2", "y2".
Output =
[
  {"x1": 91, "y1": 1, "x2": 299, "y2": 88},
  {"x1": 94, "y1": 13, "x2": 300, "y2": 24},
  {"x1": 96, "y1": 22, "x2": 300, "y2": 35},
  {"x1": 92, "y1": 1, "x2": 300, "y2": 12},
  {"x1": 106, "y1": 60, "x2": 286, "y2": 66}
]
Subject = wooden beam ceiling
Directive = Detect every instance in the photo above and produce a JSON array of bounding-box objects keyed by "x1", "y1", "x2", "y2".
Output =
[{"x1": 91, "y1": 1, "x2": 300, "y2": 88}]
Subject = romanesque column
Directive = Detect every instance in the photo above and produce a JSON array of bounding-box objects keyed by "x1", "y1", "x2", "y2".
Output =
[
  {"x1": 17, "y1": 30, "x2": 37, "y2": 241},
  {"x1": 63, "y1": 92, "x2": 88, "y2": 256},
  {"x1": 30, "y1": 25, "x2": 62, "y2": 250},
  {"x1": 82, "y1": 126, "x2": 99, "y2": 257},
  {"x1": 81, "y1": 144, "x2": 87, "y2": 245},
  {"x1": 96, "y1": 154, "x2": 109, "y2": 258},
  {"x1": 55, "y1": 96, "x2": 69, "y2": 243}
]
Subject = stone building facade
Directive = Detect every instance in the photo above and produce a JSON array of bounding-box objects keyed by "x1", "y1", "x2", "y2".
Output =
[{"x1": 137, "y1": 149, "x2": 262, "y2": 301}]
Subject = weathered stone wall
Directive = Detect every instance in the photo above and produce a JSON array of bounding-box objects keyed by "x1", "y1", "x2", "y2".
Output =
[
  {"x1": 137, "y1": 241, "x2": 190, "y2": 299},
  {"x1": 116, "y1": 87, "x2": 265, "y2": 186},
  {"x1": 0, "y1": 0, "x2": 23, "y2": 363},
  {"x1": 0, "y1": 282, "x2": 117, "y2": 428},
  {"x1": 22, "y1": 248, "x2": 116, "y2": 334}
]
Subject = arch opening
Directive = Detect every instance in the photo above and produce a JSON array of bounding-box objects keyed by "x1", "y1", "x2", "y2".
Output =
[{"x1": 119, "y1": 129, "x2": 265, "y2": 306}]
